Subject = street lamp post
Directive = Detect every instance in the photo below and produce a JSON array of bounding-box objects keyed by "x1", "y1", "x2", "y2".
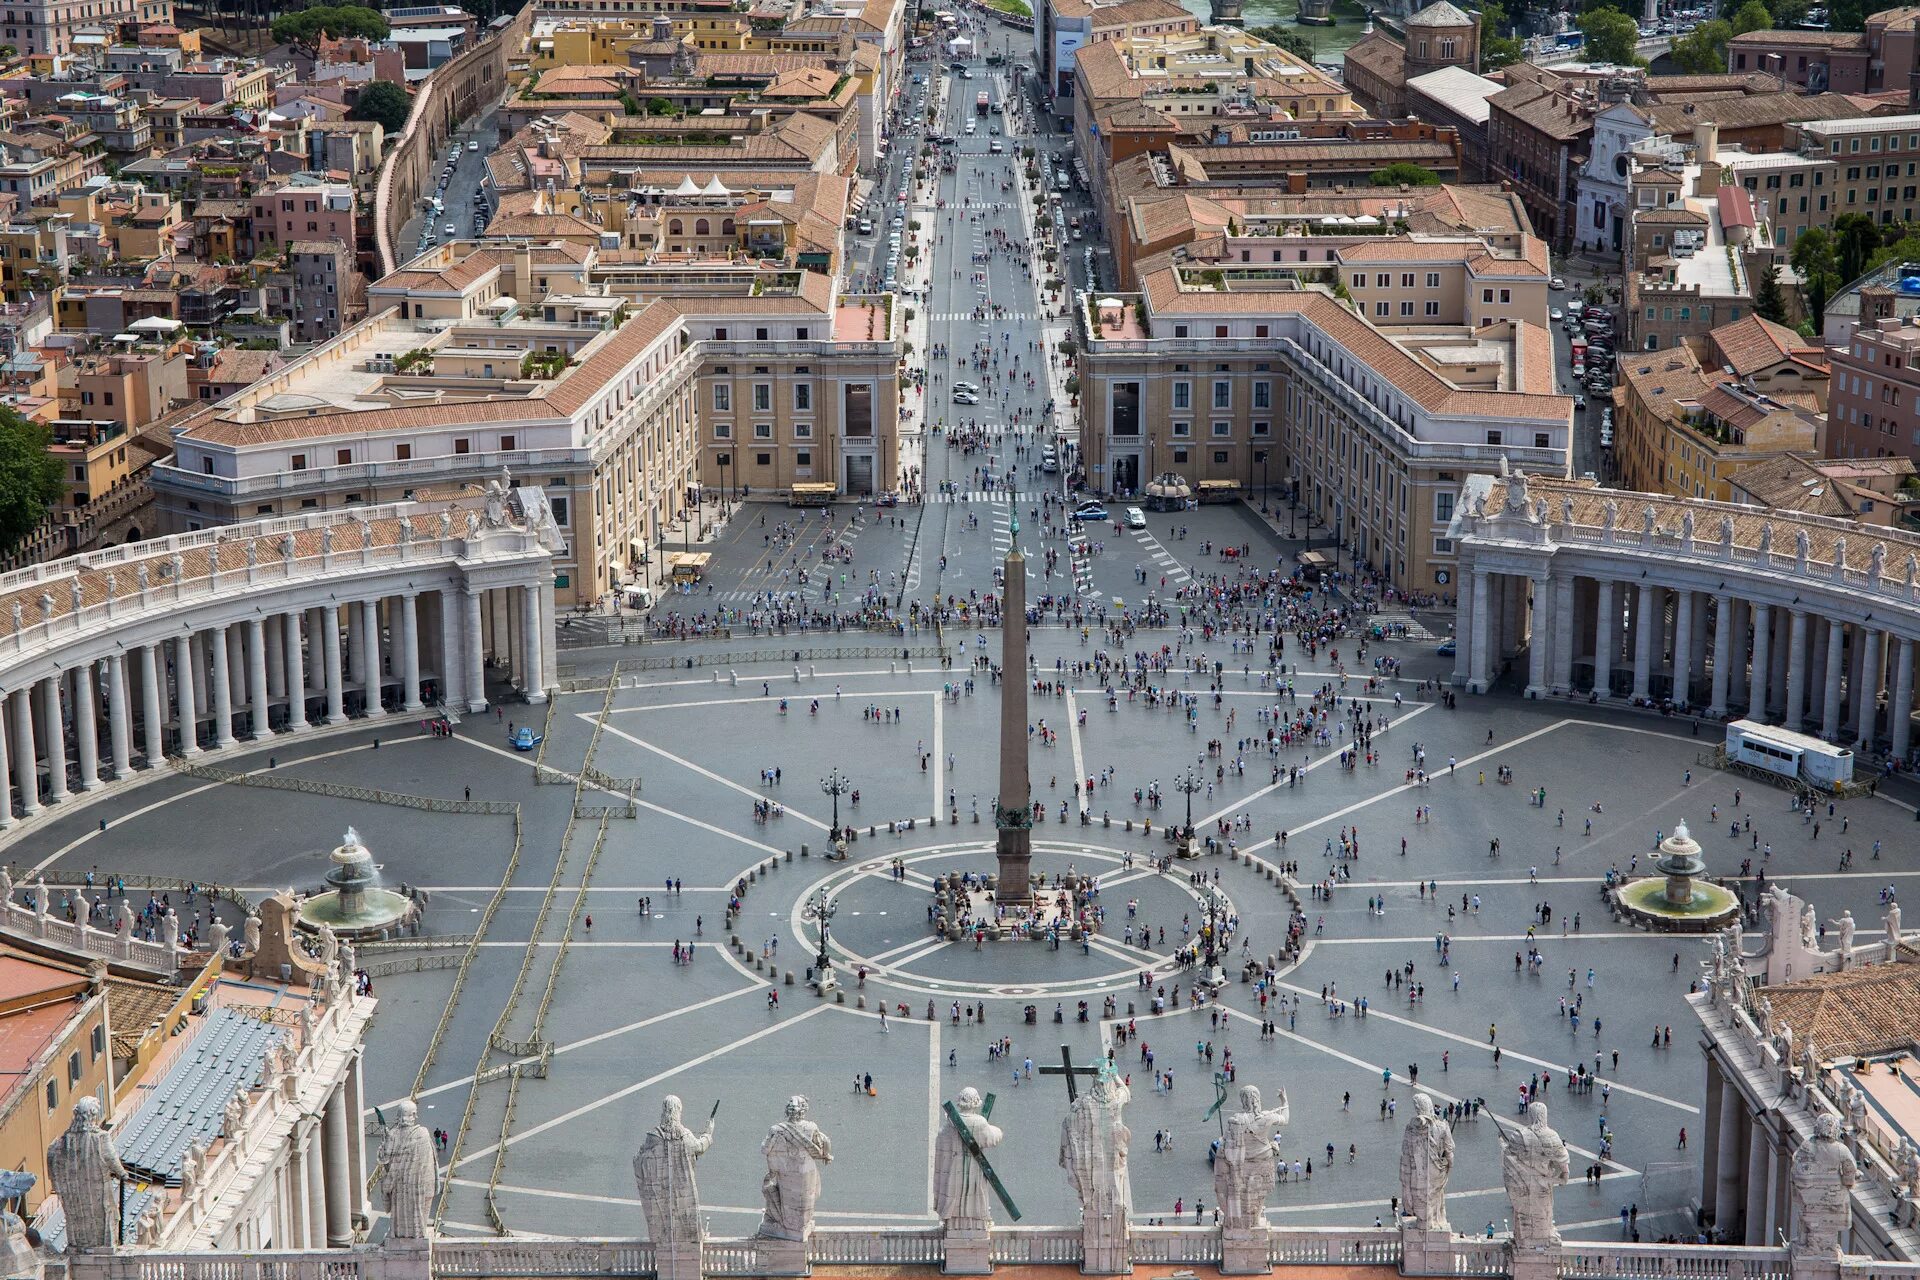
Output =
[
  {"x1": 1174, "y1": 762, "x2": 1203, "y2": 849},
  {"x1": 803, "y1": 887, "x2": 838, "y2": 991},
  {"x1": 821, "y1": 768, "x2": 852, "y2": 841}
]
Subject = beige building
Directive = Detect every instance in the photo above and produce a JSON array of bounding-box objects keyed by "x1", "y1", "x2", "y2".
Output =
[
  {"x1": 150, "y1": 238, "x2": 901, "y2": 605},
  {"x1": 1074, "y1": 252, "x2": 1571, "y2": 597},
  {"x1": 1337, "y1": 233, "x2": 1551, "y2": 331}
]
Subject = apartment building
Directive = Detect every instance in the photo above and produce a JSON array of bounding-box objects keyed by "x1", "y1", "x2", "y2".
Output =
[
  {"x1": 287, "y1": 240, "x2": 357, "y2": 345},
  {"x1": 45, "y1": 416, "x2": 138, "y2": 506},
  {"x1": 1485, "y1": 68, "x2": 1593, "y2": 251},
  {"x1": 60, "y1": 342, "x2": 189, "y2": 431},
  {"x1": 0, "y1": 0, "x2": 172, "y2": 56},
  {"x1": 1074, "y1": 257, "x2": 1571, "y2": 596},
  {"x1": 1338, "y1": 233, "x2": 1552, "y2": 331},
  {"x1": 1614, "y1": 347, "x2": 1823, "y2": 502},
  {"x1": 1796, "y1": 113, "x2": 1920, "y2": 227},
  {"x1": 150, "y1": 238, "x2": 901, "y2": 604},
  {"x1": 1726, "y1": 6, "x2": 1920, "y2": 97},
  {"x1": 1035, "y1": 0, "x2": 1194, "y2": 117},
  {"x1": 251, "y1": 179, "x2": 356, "y2": 255},
  {"x1": 1725, "y1": 150, "x2": 1837, "y2": 247},
  {"x1": 1828, "y1": 315, "x2": 1920, "y2": 460}
]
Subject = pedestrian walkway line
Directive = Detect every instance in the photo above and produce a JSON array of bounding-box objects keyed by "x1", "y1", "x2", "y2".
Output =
[
  {"x1": 1066, "y1": 688, "x2": 1086, "y2": 804},
  {"x1": 450, "y1": 1005, "x2": 833, "y2": 1172},
  {"x1": 1215, "y1": 1005, "x2": 1640, "y2": 1173},
  {"x1": 1196, "y1": 703, "x2": 1434, "y2": 830},
  {"x1": 1262, "y1": 981, "x2": 1697, "y2": 1116},
  {"x1": 1236, "y1": 718, "x2": 1581, "y2": 859},
  {"x1": 867, "y1": 934, "x2": 944, "y2": 966},
  {"x1": 1308, "y1": 932, "x2": 1650, "y2": 945},
  {"x1": 592, "y1": 720, "x2": 830, "y2": 831},
  {"x1": 932, "y1": 695, "x2": 945, "y2": 818}
]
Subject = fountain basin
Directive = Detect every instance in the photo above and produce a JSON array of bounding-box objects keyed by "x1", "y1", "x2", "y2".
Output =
[
  {"x1": 295, "y1": 828, "x2": 415, "y2": 941},
  {"x1": 1613, "y1": 875, "x2": 1739, "y2": 932}
]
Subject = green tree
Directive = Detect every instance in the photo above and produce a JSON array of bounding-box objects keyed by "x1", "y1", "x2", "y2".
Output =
[
  {"x1": 1578, "y1": 6, "x2": 1644, "y2": 63},
  {"x1": 619, "y1": 89, "x2": 642, "y2": 115},
  {"x1": 0, "y1": 408, "x2": 66, "y2": 552},
  {"x1": 271, "y1": 4, "x2": 389, "y2": 49},
  {"x1": 1370, "y1": 162, "x2": 1442, "y2": 186},
  {"x1": 1248, "y1": 24, "x2": 1319, "y2": 59},
  {"x1": 648, "y1": 96, "x2": 675, "y2": 115},
  {"x1": 1730, "y1": 0, "x2": 1772, "y2": 30},
  {"x1": 1790, "y1": 224, "x2": 1835, "y2": 282},
  {"x1": 1482, "y1": 32, "x2": 1526, "y2": 67},
  {"x1": 1834, "y1": 211, "x2": 1881, "y2": 282},
  {"x1": 348, "y1": 80, "x2": 412, "y2": 133},
  {"x1": 1669, "y1": 18, "x2": 1732, "y2": 71},
  {"x1": 1754, "y1": 264, "x2": 1788, "y2": 322}
]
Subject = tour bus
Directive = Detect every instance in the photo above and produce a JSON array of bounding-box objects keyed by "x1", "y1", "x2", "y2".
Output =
[
  {"x1": 789, "y1": 481, "x2": 837, "y2": 507},
  {"x1": 666, "y1": 552, "x2": 711, "y2": 585},
  {"x1": 1725, "y1": 719, "x2": 1854, "y2": 788},
  {"x1": 1195, "y1": 479, "x2": 1242, "y2": 504}
]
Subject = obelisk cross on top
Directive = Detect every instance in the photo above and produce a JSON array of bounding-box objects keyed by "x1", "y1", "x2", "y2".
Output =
[{"x1": 994, "y1": 513, "x2": 1033, "y2": 903}]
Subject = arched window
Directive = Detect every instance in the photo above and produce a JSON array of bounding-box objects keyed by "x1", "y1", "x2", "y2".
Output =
[
  {"x1": 668, "y1": 219, "x2": 683, "y2": 235},
  {"x1": 695, "y1": 217, "x2": 710, "y2": 235},
  {"x1": 722, "y1": 218, "x2": 736, "y2": 234}
]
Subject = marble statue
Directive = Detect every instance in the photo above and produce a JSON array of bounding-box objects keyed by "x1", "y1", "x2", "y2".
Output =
[
  {"x1": 1502, "y1": 472, "x2": 1531, "y2": 517},
  {"x1": 758, "y1": 1095, "x2": 832, "y2": 1241},
  {"x1": 1899, "y1": 1139, "x2": 1920, "y2": 1200},
  {"x1": 1059, "y1": 1069, "x2": 1132, "y2": 1261},
  {"x1": 374, "y1": 1099, "x2": 438, "y2": 1240},
  {"x1": 222, "y1": 1088, "x2": 245, "y2": 1137},
  {"x1": 484, "y1": 468, "x2": 513, "y2": 527},
  {"x1": 321, "y1": 527, "x2": 334, "y2": 554},
  {"x1": 8, "y1": 603, "x2": 18, "y2": 633},
  {"x1": 207, "y1": 918, "x2": 229, "y2": 958},
  {"x1": 1720, "y1": 514, "x2": 1735, "y2": 548},
  {"x1": 45, "y1": 1097, "x2": 128, "y2": 1251},
  {"x1": 1561, "y1": 496, "x2": 1574, "y2": 526},
  {"x1": 116, "y1": 901, "x2": 133, "y2": 940},
  {"x1": 1834, "y1": 537, "x2": 1849, "y2": 576},
  {"x1": 1756, "y1": 994, "x2": 1774, "y2": 1034},
  {"x1": 1214, "y1": 1083, "x2": 1289, "y2": 1231},
  {"x1": 316, "y1": 922, "x2": 339, "y2": 971},
  {"x1": 934, "y1": 1087, "x2": 1005, "y2": 1235},
  {"x1": 0, "y1": 865, "x2": 13, "y2": 904},
  {"x1": 1759, "y1": 523, "x2": 1774, "y2": 556},
  {"x1": 38, "y1": 592, "x2": 51, "y2": 622},
  {"x1": 340, "y1": 940, "x2": 356, "y2": 985},
  {"x1": 1796, "y1": 528, "x2": 1812, "y2": 563},
  {"x1": 1872, "y1": 544, "x2": 1886, "y2": 582},
  {"x1": 1801, "y1": 1036, "x2": 1821, "y2": 1083},
  {"x1": 1681, "y1": 511, "x2": 1694, "y2": 545},
  {"x1": 1775, "y1": 1021, "x2": 1794, "y2": 1063},
  {"x1": 1602, "y1": 501, "x2": 1618, "y2": 538},
  {"x1": 1790, "y1": 1113, "x2": 1858, "y2": 1257},
  {"x1": 635, "y1": 1095, "x2": 715, "y2": 1246},
  {"x1": 1886, "y1": 900, "x2": 1903, "y2": 960},
  {"x1": 439, "y1": 512, "x2": 454, "y2": 539},
  {"x1": 135, "y1": 1206, "x2": 159, "y2": 1247},
  {"x1": 466, "y1": 512, "x2": 482, "y2": 539},
  {"x1": 1802, "y1": 902, "x2": 1818, "y2": 949},
  {"x1": 136, "y1": 564, "x2": 148, "y2": 592},
  {"x1": 243, "y1": 914, "x2": 261, "y2": 954},
  {"x1": 181, "y1": 1138, "x2": 207, "y2": 1200},
  {"x1": 1641, "y1": 507, "x2": 1656, "y2": 540},
  {"x1": 1837, "y1": 910, "x2": 1856, "y2": 962},
  {"x1": 161, "y1": 909, "x2": 178, "y2": 954},
  {"x1": 1847, "y1": 1082, "x2": 1870, "y2": 1138},
  {"x1": 1399, "y1": 1093, "x2": 1455, "y2": 1233},
  {"x1": 281, "y1": 534, "x2": 295, "y2": 562},
  {"x1": 1496, "y1": 1101, "x2": 1568, "y2": 1251},
  {"x1": 67, "y1": 581, "x2": 80, "y2": 612},
  {"x1": 245, "y1": 541, "x2": 257, "y2": 569}
]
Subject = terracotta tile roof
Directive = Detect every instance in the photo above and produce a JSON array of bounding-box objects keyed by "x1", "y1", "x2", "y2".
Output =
[
  {"x1": 1416, "y1": 184, "x2": 1533, "y2": 237},
  {"x1": 1710, "y1": 312, "x2": 1828, "y2": 377},
  {"x1": 1728, "y1": 454, "x2": 1870, "y2": 516},
  {"x1": 1760, "y1": 963, "x2": 1920, "y2": 1058},
  {"x1": 1490, "y1": 82, "x2": 1593, "y2": 141},
  {"x1": 1343, "y1": 32, "x2": 1406, "y2": 86},
  {"x1": 1646, "y1": 90, "x2": 1868, "y2": 135},
  {"x1": 1727, "y1": 27, "x2": 1865, "y2": 46}
]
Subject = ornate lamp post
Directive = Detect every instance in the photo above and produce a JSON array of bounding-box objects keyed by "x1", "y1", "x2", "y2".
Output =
[
  {"x1": 803, "y1": 887, "x2": 838, "y2": 992},
  {"x1": 1174, "y1": 762, "x2": 1203, "y2": 856},
  {"x1": 1198, "y1": 882, "x2": 1230, "y2": 988},
  {"x1": 821, "y1": 768, "x2": 852, "y2": 842}
]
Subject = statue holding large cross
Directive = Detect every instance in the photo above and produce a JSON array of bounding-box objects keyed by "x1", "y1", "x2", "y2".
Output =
[
  {"x1": 936, "y1": 1088, "x2": 1015, "y2": 1274},
  {"x1": 1055, "y1": 1050, "x2": 1133, "y2": 1275}
]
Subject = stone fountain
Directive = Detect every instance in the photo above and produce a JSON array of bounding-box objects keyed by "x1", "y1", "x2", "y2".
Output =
[
  {"x1": 296, "y1": 827, "x2": 414, "y2": 940},
  {"x1": 1612, "y1": 821, "x2": 1739, "y2": 932}
]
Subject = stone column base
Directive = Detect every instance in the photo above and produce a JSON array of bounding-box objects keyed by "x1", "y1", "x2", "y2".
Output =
[
  {"x1": 1221, "y1": 1225, "x2": 1271, "y2": 1275},
  {"x1": 655, "y1": 1241, "x2": 703, "y2": 1280},
  {"x1": 1080, "y1": 1226, "x2": 1131, "y2": 1275},
  {"x1": 1510, "y1": 1242, "x2": 1559, "y2": 1280},
  {"x1": 1398, "y1": 1226, "x2": 1459, "y2": 1275},
  {"x1": 754, "y1": 1235, "x2": 810, "y2": 1276},
  {"x1": 943, "y1": 1228, "x2": 993, "y2": 1274}
]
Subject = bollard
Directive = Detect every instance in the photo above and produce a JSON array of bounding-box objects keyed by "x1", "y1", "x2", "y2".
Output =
[
  {"x1": 786, "y1": 849, "x2": 794, "y2": 862},
  {"x1": 713, "y1": 671, "x2": 720, "y2": 683},
  {"x1": 731, "y1": 670, "x2": 739, "y2": 687},
  {"x1": 950, "y1": 811, "x2": 958, "y2": 825},
  {"x1": 857, "y1": 994, "x2": 866, "y2": 1009},
  {"x1": 755, "y1": 957, "x2": 764, "y2": 971},
  {"x1": 801, "y1": 844, "x2": 810, "y2": 857},
  {"x1": 870, "y1": 825, "x2": 876, "y2": 837},
  {"x1": 810, "y1": 664, "x2": 817, "y2": 678},
  {"x1": 973, "y1": 812, "x2": 980, "y2": 824},
  {"x1": 786, "y1": 971, "x2": 795, "y2": 985},
  {"x1": 1126, "y1": 819, "x2": 1133, "y2": 832},
  {"x1": 906, "y1": 660, "x2": 914, "y2": 674},
  {"x1": 835, "y1": 991, "x2": 845, "y2": 1004},
  {"x1": 1104, "y1": 814, "x2": 1110, "y2": 828},
  {"x1": 890, "y1": 662, "x2": 897, "y2": 674},
  {"x1": 794, "y1": 666, "x2": 802, "y2": 682},
  {"x1": 748, "y1": 870, "x2": 757, "y2": 884}
]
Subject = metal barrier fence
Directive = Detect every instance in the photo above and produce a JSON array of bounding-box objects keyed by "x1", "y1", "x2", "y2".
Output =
[{"x1": 171, "y1": 760, "x2": 515, "y2": 815}]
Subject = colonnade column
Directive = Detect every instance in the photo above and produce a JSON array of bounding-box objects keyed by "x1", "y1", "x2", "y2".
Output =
[
  {"x1": 1708, "y1": 594, "x2": 1732, "y2": 717},
  {"x1": 1525, "y1": 575, "x2": 1550, "y2": 697},
  {"x1": 523, "y1": 584, "x2": 547, "y2": 704},
  {"x1": 1672, "y1": 589, "x2": 1693, "y2": 707},
  {"x1": 1728, "y1": 601, "x2": 1750, "y2": 707},
  {"x1": 1466, "y1": 570, "x2": 1491, "y2": 693},
  {"x1": 1714, "y1": 1069, "x2": 1745, "y2": 1232},
  {"x1": 1893, "y1": 637, "x2": 1916, "y2": 761},
  {"x1": 72, "y1": 665, "x2": 98, "y2": 791},
  {"x1": 107, "y1": 654, "x2": 130, "y2": 779},
  {"x1": 0, "y1": 700, "x2": 11, "y2": 826},
  {"x1": 10, "y1": 690, "x2": 35, "y2": 815},
  {"x1": 248, "y1": 618, "x2": 271, "y2": 739},
  {"x1": 1784, "y1": 611, "x2": 1809, "y2": 728},
  {"x1": 303, "y1": 1123, "x2": 326, "y2": 1250},
  {"x1": 361, "y1": 600, "x2": 385, "y2": 717},
  {"x1": 438, "y1": 589, "x2": 464, "y2": 712},
  {"x1": 41, "y1": 676, "x2": 67, "y2": 802},
  {"x1": 175, "y1": 634, "x2": 199, "y2": 754},
  {"x1": 1748, "y1": 603, "x2": 1771, "y2": 719},
  {"x1": 139, "y1": 645, "x2": 163, "y2": 764},
  {"x1": 209, "y1": 625, "x2": 236, "y2": 750},
  {"x1": 1858, "y1": 628, "x2": 1884, "y2": 746},
  {"x1": 464, "y1": 588, "x2": 487, "y2": 713},
  {"x1": 401, "y1": 594, "x2": 423, "y2": 712},
  {"x1": 1821, "y1": 619, "x2": 1846, "y2": 741},
  {"x1": 322, "y1": 1086, "x2": 351, "y2": 1246},
  {"x1": 323, "y1": 609, "x2": 346, "y2": 724},
  {"x1": 1631, "y1": 583, "x2": 1656, "y2": 702},
  {"x1": 1593, "y1": 580, "x2": 1615, "y2": 696},
  {"x1": 284, "y1": 613, "x2": 308, "y2": 732},
  {"x1": 1551, "y1": 576, "x2": 1574, "y2": 693}
]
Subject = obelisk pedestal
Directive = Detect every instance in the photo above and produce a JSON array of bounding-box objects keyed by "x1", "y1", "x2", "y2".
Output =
[{"x1": 994, "y1": 522, "x2": 1033, "y2": 904}]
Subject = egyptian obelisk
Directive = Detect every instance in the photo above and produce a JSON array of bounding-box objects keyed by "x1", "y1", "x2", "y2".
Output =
[{"x1": 994, "y1": 515, "x2": 1033, "y2": 902}]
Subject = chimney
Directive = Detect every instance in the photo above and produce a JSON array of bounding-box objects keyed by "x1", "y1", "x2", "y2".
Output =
[
  {"x1": 515, "y1": 242, "x2": 532, "y2": 301},
  {"x1": 1697, "y1": 119, "x2": 1718, "y2": 166}
]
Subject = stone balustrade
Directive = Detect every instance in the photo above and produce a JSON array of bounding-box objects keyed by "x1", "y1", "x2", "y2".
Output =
[{"x1": 0, "y1": 888, "x2": 178, "y2": 973}]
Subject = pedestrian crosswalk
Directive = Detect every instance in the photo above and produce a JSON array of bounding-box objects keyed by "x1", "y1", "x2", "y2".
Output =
[
  {"x1": 928, "y1": 311, "x2": 1041, "y2": 322},
  {"x1": 927, "y1": 489, "x2": 1057, "y2": 504}
]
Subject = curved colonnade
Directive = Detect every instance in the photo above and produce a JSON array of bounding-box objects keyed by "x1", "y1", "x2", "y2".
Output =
[
  {"x1": 1452, "y1": 472, "x2": 1920, "y2": 761},
  {"x1": 0, "y1": 500, "x2": 554, "y2": 834}
]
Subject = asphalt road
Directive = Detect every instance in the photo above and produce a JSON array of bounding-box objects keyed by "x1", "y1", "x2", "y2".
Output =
[{"x1": 396, "y1": 106, "x2": 500, "y2": 263}]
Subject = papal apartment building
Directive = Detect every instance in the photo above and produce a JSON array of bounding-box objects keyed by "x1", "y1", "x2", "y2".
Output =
[
  {"x1": 1075, "y1": 250, "x2": 1571, "y2": 597},
  {"x1": 150, "y1": 238, "x2": 900, "y2": 606}
]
